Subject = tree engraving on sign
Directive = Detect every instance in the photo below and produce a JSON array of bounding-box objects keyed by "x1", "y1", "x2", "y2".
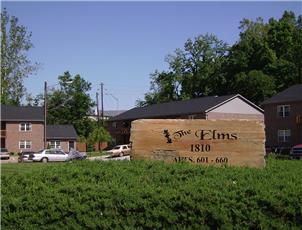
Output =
[{"x1": 130, "y1": 119, "x2": 266, "y2": 168}]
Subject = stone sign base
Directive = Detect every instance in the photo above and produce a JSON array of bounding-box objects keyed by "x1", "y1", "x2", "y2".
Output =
[{"x1": 130, "y1": 119, "x2": 266, "y2": 168}]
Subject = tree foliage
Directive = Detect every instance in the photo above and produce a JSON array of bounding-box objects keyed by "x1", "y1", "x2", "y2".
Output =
[
  {"x1": 1, "y1": 8, "x2": 39, "y2": 105},
  {"x1": 87, "y1": 126, "x2": 112, "y2": 147},
  {"x1": 137, "y1": 34, "x2": 229, "y2": 106},
  {"x1": 138, "y1": 11, "x2": 302, "y2": 106},
  {"x1": 47, "y1": 71, "x2": 95, "y2": 138}
]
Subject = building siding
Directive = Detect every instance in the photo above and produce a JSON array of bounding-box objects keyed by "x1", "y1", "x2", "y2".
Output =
[
  {"x1": 5, "y1": 121, "x2": 44, "y2": 153},
  {"x1": 108, "y1": 106, "x2": 264, "y2": 145},
  {"x1": 46, "y1": 140, "x2": 69, "y2": 152},
  {"x1": 210, "y1": 97, "x2": 263, "y2": 114},
  {"x1": 3, "y1": 121, "x2": 77, "y2": 153},
  {"x1": 264, "y1": 101, "x2": 302, "y2": 149},
  {"x1": 207, "y1": 112, "x2": 264, "y2": 121}
]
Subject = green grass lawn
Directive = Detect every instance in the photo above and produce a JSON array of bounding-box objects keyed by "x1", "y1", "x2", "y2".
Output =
[
  {"x1": 86, "y1": 151, "x2": 108, "y2": 157},
  {"x1": 1, "y1": 158, "x2": 302, "y2": 229}
]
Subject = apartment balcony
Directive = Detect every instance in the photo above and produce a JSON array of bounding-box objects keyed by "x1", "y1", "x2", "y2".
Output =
[{"x1": 0, "y1": 130, "x2": 6, "y2": 138}]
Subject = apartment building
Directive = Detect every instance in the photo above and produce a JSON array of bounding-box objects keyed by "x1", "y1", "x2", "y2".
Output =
[
  {"x1": 262, "y1": 84, "x2": 302, "y2": 152},
  {"x1": 1, "y1": 105, "x2": 77, "y2": 153},
  {"x1": 108, "y1": 94, "x2": 264, "y2": 145}
]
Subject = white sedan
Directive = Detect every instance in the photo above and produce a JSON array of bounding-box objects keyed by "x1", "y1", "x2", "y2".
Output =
[{"x1": 29, "y1": 149, "x2": 68, "y2": 163}]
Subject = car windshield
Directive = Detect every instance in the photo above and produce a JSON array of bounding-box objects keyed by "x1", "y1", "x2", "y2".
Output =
[
  {"x1": 35, "y1": 150, "x2": 44, "y2": 154},
  {"x1": 113, "y1": 146, "x2": 121, "y2": 150}
]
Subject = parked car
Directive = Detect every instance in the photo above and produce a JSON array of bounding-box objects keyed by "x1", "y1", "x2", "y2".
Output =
[
  {"x1": 106, "y1": 144, "x2": 131, "y2": 157},
  {"x1": 290, "y1": 144, "x2": 302, "y2": 159},
  {"x1": 29, "y1": 149, "x2": 68, "y2": 163},
  {"x1": 67, "y1": 149, "x2": 87, "y2": 161},
  {"x1": 0, "y1": 148, "x2": 10, "y2": 160},
  {"x1": 18, "y1": 151, "x2": 35, "y2": 163}
]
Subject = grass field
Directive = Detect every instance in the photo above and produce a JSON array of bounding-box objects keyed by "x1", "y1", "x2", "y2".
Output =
[
  {"x1": 86, "y1": 151, "x2": 108, "y2": 157},
  {"x1": 1, "y1": 158, "x2": 302, "y2": 229}
]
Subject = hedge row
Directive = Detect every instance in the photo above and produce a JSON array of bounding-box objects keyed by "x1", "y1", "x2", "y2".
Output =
[{"x1": 1, "y1": 158, "x2": 302, "y2": 229}]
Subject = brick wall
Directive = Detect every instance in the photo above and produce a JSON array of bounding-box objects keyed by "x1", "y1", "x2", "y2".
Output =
[
  {"x1": 46, "y1": 140, "x2": 77, "y2": 153},
  {"x1": 6, "y1": 121, "x2": 44, "y2": 153},
  {"x1": 264, "y1": 101, "x2": 302, "y2": 148}
]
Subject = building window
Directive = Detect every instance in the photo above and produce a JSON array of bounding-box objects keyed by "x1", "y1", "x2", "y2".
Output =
[
  {"x1": 50, "y1": 141, "x2": 61, "y2": 149},
  {"x1": 278, "y1": 129, "x2": 291, "y2": 142},
  {"x1": 277, "y1": 105, "x2": 290, "y2": 117},
  {"x1": 123, "y1": 122, "x2": 129, "y2": 128},
  {"x1": 112, "y1": 122, "x2": 117, "y2": 128},
  {"x1": 19, "y1": 123, "x2": 32, "y2": 131},
  {"x1": 19, "y1": 140, "x2": 32, "y2": 149}
]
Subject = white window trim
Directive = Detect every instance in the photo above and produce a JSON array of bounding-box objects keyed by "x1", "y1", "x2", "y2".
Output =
[
  {"x1": 19, "y1": 140, "x2": 32, "y2": 149},
  {"x1": 19, "y1": 122, "x2": 32, "y2": 132},
  {"x1": 277, "y1": 105, "x2": 290, "y2": 118},
  {"x1": 278, "y1": 129, "x2": 291, "y2": 142},
  {"x1": 50, "y1": 140, "x2": 61, "y2": 149}
]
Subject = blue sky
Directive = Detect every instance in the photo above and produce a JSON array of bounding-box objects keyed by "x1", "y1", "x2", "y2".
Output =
[{"x1": 2, "y1": 1, "x2": 301, "y2": 110}]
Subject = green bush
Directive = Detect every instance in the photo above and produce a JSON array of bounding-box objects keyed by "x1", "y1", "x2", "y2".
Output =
[{"x1": 1, "y1": 158, "x2": 302, "y2": 229}]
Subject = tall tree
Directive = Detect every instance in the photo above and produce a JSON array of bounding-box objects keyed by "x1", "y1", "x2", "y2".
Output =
[
  {"x1": 1, "y1": 8, "x2": 39, "y2": 105},
  {"x1": 139, "y1": 11, "x2": 301, "y2": 106},
  {"x1": 47, "y1": 71, "x2": 95, "y2": 137},
  {"x1": 266, "y1": 11, "x2": 302, "y2": 88},
  {"x1": 177, "y1": 34, "x2": 229, "y2": 98},
  {"x1": 227, "y1": 11, "x2": 302, "y2": 103},
  {"x1": 137, "y1": 34, "x2": 229, "y2": 106}
]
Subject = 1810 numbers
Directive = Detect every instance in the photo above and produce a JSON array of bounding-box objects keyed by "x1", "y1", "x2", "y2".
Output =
[{"x1": 191, "y1": 144, "x2": 210, "y2": 152}]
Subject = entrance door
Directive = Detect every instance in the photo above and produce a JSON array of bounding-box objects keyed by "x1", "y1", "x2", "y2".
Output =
[
  {"x1": 69, "y1": 141, "x2": 75, "y2": 151},
  {"x1": 1, "y1": 138, "x2": 5, "y2": 148}
]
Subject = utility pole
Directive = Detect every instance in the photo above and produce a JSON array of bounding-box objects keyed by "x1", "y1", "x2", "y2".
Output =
[
  {"x1": 101, "y1": 82, "x2": 104, "y2": 125},
  {"x1": 96, "y1": 92, "x2": 100, "y2": 128},
  {"x1": 44, "y1": 81, "x2": 47, "y2": 149},
  {"x1": 96, "y1": 91, "x2": 101, "y2": 150}
]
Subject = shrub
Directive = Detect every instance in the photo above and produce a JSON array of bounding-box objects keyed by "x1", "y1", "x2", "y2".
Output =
[{"x1": 1, "y1": 158, "x2": 302, "y2": 229}]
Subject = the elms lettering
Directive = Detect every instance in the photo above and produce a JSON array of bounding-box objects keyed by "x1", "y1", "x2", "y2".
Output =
[
  {"x1": 195, "y1": 129, "x2": 238, "y2": 140},
  {"x1": 165, "y1": 129, "x2": 238, "y2": 143}
]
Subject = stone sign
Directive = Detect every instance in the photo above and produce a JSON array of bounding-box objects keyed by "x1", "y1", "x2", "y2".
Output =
[{"x1": 130, "y1": 119, "x2": 266, "y2": 168}]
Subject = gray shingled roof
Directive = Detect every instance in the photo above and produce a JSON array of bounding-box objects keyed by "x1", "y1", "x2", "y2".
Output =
[
  {"x1": 262, "y1": 84, "x2": 302, "y2": 105},
  {"x1": 110, "y1": 94, "x2": 262, "y2": 121},
  {"x1": 1, "y1": 105, "x2": 44, "y2": 121},
  {"x1": 103, "y1": 110, "x2": 127, "y2": 117},
  {"x1": 92, "y1": 110, "x2": 127, "y2": 117},
  {"x1": 46, "y1": 125, "x2": 77, "y2": 139}
]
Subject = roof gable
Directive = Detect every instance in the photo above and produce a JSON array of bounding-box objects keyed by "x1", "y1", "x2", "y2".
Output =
[{"x1": 209, "y1": 97, "x2": 263, "y2": 114}]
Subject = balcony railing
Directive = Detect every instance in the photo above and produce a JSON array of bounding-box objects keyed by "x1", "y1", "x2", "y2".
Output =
[{"x1": 0, "y1": 130, "x2": 6, "y2": 138}]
